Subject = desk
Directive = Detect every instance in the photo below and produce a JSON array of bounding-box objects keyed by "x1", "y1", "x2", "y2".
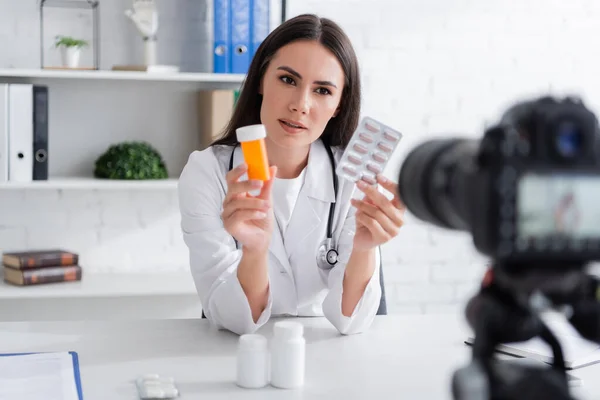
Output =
[{"x1": 0, "y1": 315, "x2": 597, "y2": 399}]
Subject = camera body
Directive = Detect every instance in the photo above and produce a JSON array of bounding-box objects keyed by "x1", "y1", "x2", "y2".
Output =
[
  {"x1": 398, "y1": 96, "x2": 600, "y2": 264},
  {"x1": 400, "y1": 95, "x2": 600, "y2": 400}
]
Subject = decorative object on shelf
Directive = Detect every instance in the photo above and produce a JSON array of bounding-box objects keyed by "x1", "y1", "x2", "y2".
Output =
[
  {"x1": 125, "y1": 0, "x2": 159, "y2": 67},
  {"x1": 110, "y1": 64, "x2": 179, "y2": 74},
  {"x1": 39, "y1": 0, "x2": 100, "y2": 70},
  {"x1": 54, "y1": 35, "x2": 88, "y2": 68},
  {"x1": 94, "y1": 141, "x2": 168, "y2": 180},
  {"x1": 123, "y1": 0, "x2": 179, "y2": 73}
]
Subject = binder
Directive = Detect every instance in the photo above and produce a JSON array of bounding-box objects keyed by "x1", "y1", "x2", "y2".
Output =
[
  {"x1": 230, "y1": 0, "x2": 251, "y2": 74},
  {"x1": 250, "y1": 0, "x2": 270, "y2": 60},
  {"x1": 0, "y1": 351, "x2": 83, "y2": 399},
  {"x1": 213, "y1": 0, "x2": 231, "y2": 73},
  {"x1": 0, "y1": 83, "x2": 8, "y2": 182},
  {"x1": 33, "y1": 85, "x2": 49, "y2": 180},
  {"x1": 8, "y1": 84, "x2": 34, "y2": 183}
]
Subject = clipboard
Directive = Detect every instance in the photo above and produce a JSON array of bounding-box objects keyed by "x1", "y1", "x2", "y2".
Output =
[
  {"x1": 464, "y1": 335, "x2": 600, "y2": 370},
  {"x1": 0, "y1": 351, "x2": 83, "y2": 399}
]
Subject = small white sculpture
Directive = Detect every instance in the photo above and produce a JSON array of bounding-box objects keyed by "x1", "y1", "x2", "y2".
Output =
[{"x1": 125, "y1": 0, "x2": 159, "y2": 66}]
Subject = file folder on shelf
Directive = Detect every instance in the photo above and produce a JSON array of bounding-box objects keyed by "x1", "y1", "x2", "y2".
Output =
[
  {"x1": 213, "y1": 0, "x2": 231, "y2": 73},
  {"x1": 33, "y1": 85, "x2": 49, "y2": 181},
  {"x1": 213, "y1": 0, "x2": 270, "y2": 74},
  {"x1": 250, "y1": 0, "x2": 270, "y2": 59},
  {"x1": 230, "y1": 0, "x2": 251, "y2": 74},
  {"x1": 8, "y1": 84, "x2": 34, "y2": 183}
]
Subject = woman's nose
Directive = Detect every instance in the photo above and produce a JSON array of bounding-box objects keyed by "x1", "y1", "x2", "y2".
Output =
[{"x1": 289, "y1": 89, "x2": 310, "y2": 114}]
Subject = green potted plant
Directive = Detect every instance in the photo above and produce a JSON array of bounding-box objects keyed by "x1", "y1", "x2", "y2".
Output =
[
  {"x1": 54, "y1": 35, "x2": 88, "y2": 68},
  {"x1": 94, "y1": 141, "x2": 169, "y2": 180}
]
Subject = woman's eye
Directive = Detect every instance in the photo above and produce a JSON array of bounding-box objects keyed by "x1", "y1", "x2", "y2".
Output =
[
  {"x1": 316, "y1": 87, "x2": 331, "y2": 95},
  {"x1": 280, "y1": 76, "x2": 295, "y2": 85}
]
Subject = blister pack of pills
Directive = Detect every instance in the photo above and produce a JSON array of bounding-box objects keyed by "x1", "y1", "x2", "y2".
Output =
[
  {"x1": 336, "y1": 116, "x2": 403, "y2": 185},
  {"x1": 136, "y1": 374, "x2": 179, "y2": 400}
]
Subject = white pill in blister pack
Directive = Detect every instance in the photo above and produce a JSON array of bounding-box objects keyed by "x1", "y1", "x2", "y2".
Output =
[
  {"x1": 336, "y1": 116, "x2": 403, "y2": 185},
  {"x1": 136, "y1": 374, "x2": 179, "y2": 399}
]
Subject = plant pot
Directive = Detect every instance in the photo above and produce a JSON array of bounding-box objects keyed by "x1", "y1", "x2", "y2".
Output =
[{"x1": 60, "y1": 47, "x2": 81, "y2": 68}]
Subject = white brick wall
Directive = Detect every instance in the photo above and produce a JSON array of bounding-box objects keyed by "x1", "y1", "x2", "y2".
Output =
[
  {"x1": 286, "y1": 0, "x2": 600, "y2": 314},
  {"x1": 0, "y1": 189, "x2": 189, "y2": 273},
  {"x1": 2, "y1": 0, "x2": 600, "y2": 316}
]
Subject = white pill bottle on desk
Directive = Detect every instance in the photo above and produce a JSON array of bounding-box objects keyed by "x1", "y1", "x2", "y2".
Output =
[
  {"x1": 236, "y1": 334, "x2": 269, "y2": 389},
  {"x1": 270, "y1": 321, "x2": 305, "y2": 389}
]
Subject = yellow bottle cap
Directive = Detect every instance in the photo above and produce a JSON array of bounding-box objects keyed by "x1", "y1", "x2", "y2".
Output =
[{"x1": 236, "y1": 124, "x2": 267, "y2": 142}]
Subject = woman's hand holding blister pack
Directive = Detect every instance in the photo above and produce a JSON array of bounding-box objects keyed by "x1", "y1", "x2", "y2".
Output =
[
  {"x1": 352, "y1": 177, "x2": 405, "y2": 251},
  {"x1": 337, "y1": 116, "x2": 406, "y2": 250},
  {"x1": 221, "y1": 163, "x2": 278, "y2": 252}
]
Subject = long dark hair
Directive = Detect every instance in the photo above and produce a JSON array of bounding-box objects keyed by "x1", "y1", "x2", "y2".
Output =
[{"x1": 211, "y1": 13, "x2": 361, "y2": 149}]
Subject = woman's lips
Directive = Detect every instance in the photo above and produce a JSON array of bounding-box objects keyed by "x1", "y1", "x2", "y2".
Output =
[{"x1": 279, "y1": 119, "x2": 307, "y2": 134}]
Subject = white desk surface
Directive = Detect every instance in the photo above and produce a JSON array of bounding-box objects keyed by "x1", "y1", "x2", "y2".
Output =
[{"x1": 0, "y1": 314, "x2": 597, "y2": 400}]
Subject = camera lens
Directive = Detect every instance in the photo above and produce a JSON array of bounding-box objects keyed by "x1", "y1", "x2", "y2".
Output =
[
  {"x1": 555, "y1": 121, "x2": 582, "y2": 158},
  {"x1": 398, "y1": 138, "x2": 478, "y2": 230}
]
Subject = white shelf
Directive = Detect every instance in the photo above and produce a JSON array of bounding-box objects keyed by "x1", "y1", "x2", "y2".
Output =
[
  {"x1": 0, "y1": 68, "x2": 245, "y2": 88},
  {"x1": 0, "y1": 271, "x2": 198, "y2": 299},
  {"x1": 0, "y1": 177, "x2": 179, "y2": 190}
]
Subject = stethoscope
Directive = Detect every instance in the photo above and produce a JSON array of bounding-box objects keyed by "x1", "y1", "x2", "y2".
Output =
[{"x1": 228, "y1": 142, "x2": 339, "y2": 270}]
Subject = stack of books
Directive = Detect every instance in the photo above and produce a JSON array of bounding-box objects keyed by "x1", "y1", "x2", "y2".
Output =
[{"x1": 1, "y1": 249, "x2": 83, "y2": 286}]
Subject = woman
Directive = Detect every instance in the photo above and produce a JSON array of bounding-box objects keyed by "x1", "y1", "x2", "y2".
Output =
[{"x1": 178, "y1": 13, "x2": 405, "y2": 336}]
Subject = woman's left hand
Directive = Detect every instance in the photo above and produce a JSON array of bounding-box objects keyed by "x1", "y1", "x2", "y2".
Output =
[{"x1": 350, "y1": 175, "x2": 405, "y2": 251}]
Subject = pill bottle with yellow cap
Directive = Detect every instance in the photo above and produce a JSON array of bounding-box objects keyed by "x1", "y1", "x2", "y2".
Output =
[{"x1": 236, "y1": 124, "x2": 271, "y2": 183}]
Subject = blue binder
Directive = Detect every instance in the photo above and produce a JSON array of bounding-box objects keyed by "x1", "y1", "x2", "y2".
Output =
[
  {"x1": 213, "y1": 0, "x2": 231, "y2": 73},
  {"x1": 250, "y1": 0, "x2": 270, "y2": 60},
  {"x1": 230, "y1": 0, "x2": 251, "y2": 74},
  {"x1": 0, "y1": 351, "x2": 84, "y2": 399}
]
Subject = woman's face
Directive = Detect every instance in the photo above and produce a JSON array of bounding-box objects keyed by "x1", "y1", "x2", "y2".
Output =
[{"x1": 259, "y1": 40, "x2": 345, "y2": 150}]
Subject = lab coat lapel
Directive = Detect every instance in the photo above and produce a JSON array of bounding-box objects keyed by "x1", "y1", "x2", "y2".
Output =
[
  {"x1": 231, "y1": 145, "x2": 291, "y2": 273},
  {"x1": 270, "y1": 217, "x2": 292, "y2": 274},
  {"x1": 284, "y1": 140, "x2": 336, "y2": 260}
]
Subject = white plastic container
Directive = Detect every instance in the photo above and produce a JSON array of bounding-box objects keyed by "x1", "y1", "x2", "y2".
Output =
[
  {"x1": 270, "y1": 321, "x2": 305, "y2": 389},
  {"x1": 236, "y1": 334, "x2": 269, "y2": 389}
]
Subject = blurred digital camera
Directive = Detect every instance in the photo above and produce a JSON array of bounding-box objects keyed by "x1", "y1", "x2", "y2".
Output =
[{"x1": 398, "y1": 96, "x2": 600, "y2": 264}]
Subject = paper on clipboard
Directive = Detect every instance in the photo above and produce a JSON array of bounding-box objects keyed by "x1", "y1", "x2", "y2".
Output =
[
  {"x1": 465, "y1": 312, "x2": 600, "y2": 370},
  {"x1": 465, "y1": 335, "x2": 600, "y2": 370},
  {"x1": 0, "y1": 352, "x2": 82, "y2": 400}
]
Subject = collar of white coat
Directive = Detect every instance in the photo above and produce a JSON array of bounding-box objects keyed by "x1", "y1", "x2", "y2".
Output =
[{"x1": 232, "y1": 138, "x2": 336, "y2": 204}]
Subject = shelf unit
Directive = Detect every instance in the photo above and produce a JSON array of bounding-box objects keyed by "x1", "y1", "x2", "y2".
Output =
[
  {"x1": 0, "y1": 68, "x2": 244, "y2": 190},
  {"x1": 0, "y1": 271, "x2": 202, "y2": 321},
  {"x1": 0, "y1": 177, "x2": 179, "y2": 190},
  {"x1": 0, "y1": 271, "x2": 197, "y2": 299},
  {"x1": 0, "y1": 68, "x2": 246, "y2": 87}
]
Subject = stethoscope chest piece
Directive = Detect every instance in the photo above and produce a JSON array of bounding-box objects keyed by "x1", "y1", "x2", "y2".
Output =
[{"x1": 317, "y1": 238, "x2": 338, "y2": 270}]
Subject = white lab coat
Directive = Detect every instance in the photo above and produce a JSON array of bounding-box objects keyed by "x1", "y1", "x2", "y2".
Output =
[{"x1": 177, "y1": 139, "x2": 381, "y2": 336}]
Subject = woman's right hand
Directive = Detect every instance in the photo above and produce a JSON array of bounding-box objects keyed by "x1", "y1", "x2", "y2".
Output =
[{"x1": 222, "y1": 163, "x2": 277, "y2": 253}]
